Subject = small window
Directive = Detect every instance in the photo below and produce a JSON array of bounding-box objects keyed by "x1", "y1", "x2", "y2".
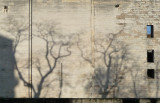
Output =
[
  {"x1": 147, "y1": 69, "x2": 154, "y2": 79},
  {"x1": 115, "y1": 4, "x2": 120, "y2": 8},
  {"x1": 4, "y1": 6, "x2": 8, "y2": 12},
  {"x1": 147, "y1": 50, "x2": 154, "y2": 62},
  {"x1": 147, "y1": 25, "x2": 154, "y2": 38}
]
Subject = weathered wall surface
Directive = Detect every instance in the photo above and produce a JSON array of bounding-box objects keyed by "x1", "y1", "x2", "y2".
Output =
[{"x1": 0, "y1": 0, "x2": 160, "y2": 98}]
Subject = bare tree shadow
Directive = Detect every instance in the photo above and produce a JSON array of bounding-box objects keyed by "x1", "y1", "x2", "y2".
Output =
[
  {"x1": 32, "y1": 21, "x2": 75, "y2": 98},
  {"x1": 90, "y1": 41, "x2": 130, "y2": 98},
  {"x1": 1, "y1": 14, "x2": 74, "y2": 98},
  {"x1": 77, "y1": 24, "x2": 139, "y2": 98}
]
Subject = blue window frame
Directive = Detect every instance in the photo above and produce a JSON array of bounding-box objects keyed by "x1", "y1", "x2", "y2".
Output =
[
  {"x1": 147, "y1": 25, "x2": 154, "y2": 38},
  {"x1": 147, "y1": 26, "x2": 151, "y2": 35}
]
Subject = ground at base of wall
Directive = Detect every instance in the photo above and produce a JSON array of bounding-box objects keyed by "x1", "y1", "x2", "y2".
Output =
[{"x1": 0, "y1": 99, "x2": 159, "y2": 103}]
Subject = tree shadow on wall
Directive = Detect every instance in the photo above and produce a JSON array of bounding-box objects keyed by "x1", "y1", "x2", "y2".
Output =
[{"x1": 0, "y1": 35, "x2": 18, "y2": 98}]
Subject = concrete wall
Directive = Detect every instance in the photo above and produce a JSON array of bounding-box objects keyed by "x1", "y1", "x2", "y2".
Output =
[{"x1": 0, "y1": 0, "x2": 160, "y2": 98}]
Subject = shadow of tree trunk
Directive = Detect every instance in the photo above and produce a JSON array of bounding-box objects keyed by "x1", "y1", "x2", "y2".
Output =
[{"x1": 58, "y1": 63, "x2": 63, "y2": 98}]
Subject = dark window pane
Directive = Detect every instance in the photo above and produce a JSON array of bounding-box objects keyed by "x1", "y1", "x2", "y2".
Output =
[
  {"x1": 147, "y1": 50, "x2": 154, "y2": 62},
  {"x1": 147, "y1": 69, "x2": 154, "y2": 79}
]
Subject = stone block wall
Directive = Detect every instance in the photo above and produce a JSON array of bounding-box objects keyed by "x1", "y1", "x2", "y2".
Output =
[{"x1": 0, "y1": 0, "x2": 160, "y2": 98}]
